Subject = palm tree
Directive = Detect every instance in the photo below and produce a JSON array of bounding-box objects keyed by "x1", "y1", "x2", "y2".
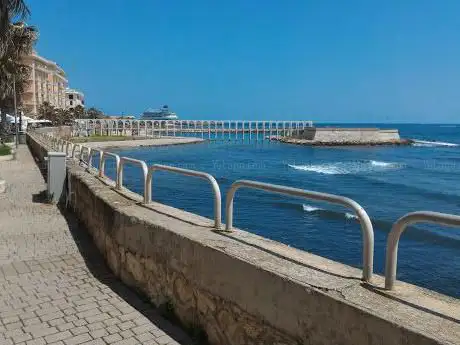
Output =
[
  {"x1": 0, "y1": 0, "x2": 29, "y2": 39},
  {"x1": 0, "y1": 22, "x2": 36, "y2": 135},
  {"x1": 0, "y1": 0, "x2": 30, "y2": 59}
]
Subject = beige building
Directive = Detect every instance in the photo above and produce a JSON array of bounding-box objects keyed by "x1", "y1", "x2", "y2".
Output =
[
  {"x1": 22, "y1": 52, "x2": 69, "y2": 116},
  {"x1": 65, "y1": 88, "x2": 85, "y2": 109}
]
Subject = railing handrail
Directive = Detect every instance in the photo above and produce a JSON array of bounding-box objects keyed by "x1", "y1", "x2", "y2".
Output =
[
  {"x1": 118, "y1": 157, "x2": 148, "y2": 203},
  {"x1": 87, "y1": 148, "x2": 103, "y2": 171},
  {"x1": 71, "y1": 143, "x2": 82, "y2": 158},
  {"x1": 66, "y1": 142, "x2": 73, "y2": 156},
  {"x1": 385, "y1": 211, "x2": 460, "y2": 290},
  {"x1": 80, "y1": 146, "x2": 91, "y2": 164},
  {"x1": 146, "y1": 164, "x2": 222, "y2": 229},
  {"x1": 225, "y1": 179, "x2": 374, "y2": 281},
  {"x1": 100, "y1": 151, "x2": 121, "y2": 179}
]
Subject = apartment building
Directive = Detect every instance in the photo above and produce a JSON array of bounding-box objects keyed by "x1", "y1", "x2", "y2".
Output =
[
  {"x1": 21, "y1": 52, "x2": 85, "y2": 116},
  {"x1": 65, "y1": 88, "x2": 85, "y2": 109}
]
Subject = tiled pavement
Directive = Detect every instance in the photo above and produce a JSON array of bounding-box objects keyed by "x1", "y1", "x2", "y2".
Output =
[{"x1": 0, "y1": 146, "x2": 193, "y2": 345}]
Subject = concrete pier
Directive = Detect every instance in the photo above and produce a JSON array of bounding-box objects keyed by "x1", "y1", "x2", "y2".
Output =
[
  {"x1": 276, "y1": 127, "x2": 409, "y2": 146},
  {"x1": 73, "y1": 119, "x2": 314, "y2": 141}
]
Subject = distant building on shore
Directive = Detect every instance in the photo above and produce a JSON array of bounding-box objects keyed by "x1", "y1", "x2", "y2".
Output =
[
  {"x1": 65, "y1": 88, "x2": 85, "y2": 109},
  {"x1": 21, "y1": 51, "x2": 84, "y2": 116}
]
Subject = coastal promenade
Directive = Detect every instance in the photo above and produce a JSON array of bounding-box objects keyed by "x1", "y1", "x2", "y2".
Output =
[{"x1": 0, "y1": 146, "x2": 192, "y2": 345}]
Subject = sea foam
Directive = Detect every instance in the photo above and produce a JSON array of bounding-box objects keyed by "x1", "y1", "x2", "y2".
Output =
[
  {"x1": 289, "y1": 160, "x2": 401, "y2": 175},
  {"x1": 411, "y1": 140, "x2": 459, "y2": 147}
]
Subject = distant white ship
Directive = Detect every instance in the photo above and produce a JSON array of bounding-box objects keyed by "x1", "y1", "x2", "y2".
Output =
[{"x1": 141, "y1": 105, "x2": 178, "y2": 120}]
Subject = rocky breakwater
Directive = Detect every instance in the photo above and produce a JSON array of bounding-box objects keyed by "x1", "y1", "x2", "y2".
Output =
[{"x1": 275, "y1": 127, "x2": 412, "y2": 146}]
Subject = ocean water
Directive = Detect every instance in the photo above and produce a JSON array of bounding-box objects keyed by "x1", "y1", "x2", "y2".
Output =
[{"x1": 102, "y1": 124, "x2": 460, "y2": 298}]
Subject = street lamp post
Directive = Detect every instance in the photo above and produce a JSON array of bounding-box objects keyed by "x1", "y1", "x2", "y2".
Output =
[{"x1": 13, "y1": 76, "x2": 18, "y2": 148}]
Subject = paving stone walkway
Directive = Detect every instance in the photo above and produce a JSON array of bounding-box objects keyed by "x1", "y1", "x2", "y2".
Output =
[{"x1": 0, "y1": 146, "x2": 193, "y2": 345}]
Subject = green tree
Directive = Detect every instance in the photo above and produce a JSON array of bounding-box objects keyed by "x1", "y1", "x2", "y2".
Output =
[
  {"x1": 72, "y1": 104, "x2": 85, "y2": 119},
  {"x1": 85, "y1": 107, "x2": 104, "y2": 119},
  {"x1": 37, "y1": 101, "x2": 56, "y2": 124},
  {"x1": 0, "y1": 22, "x2": 37, "y2": 136}
]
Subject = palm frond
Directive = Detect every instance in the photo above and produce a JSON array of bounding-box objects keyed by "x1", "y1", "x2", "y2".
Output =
[{"x1": 0, "y1": 0, "x2": 30, "y2": 38}]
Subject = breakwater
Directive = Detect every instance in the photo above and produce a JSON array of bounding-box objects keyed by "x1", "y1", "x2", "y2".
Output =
[
  {"x1": 278, "y1": 127, "x2": 407, "y2": 145},
  {"x1": 26, "y1": 131, "x2": 460, "y2": 345}
]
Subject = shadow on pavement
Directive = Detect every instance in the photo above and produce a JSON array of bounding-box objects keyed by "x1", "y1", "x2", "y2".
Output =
[{"x1": 57, "y1": 203, "x2": 196, "y2": 345}]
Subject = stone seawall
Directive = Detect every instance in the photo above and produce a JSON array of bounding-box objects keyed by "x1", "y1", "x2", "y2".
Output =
[
  {"x1": 283, "y1": 127, "x2": 405, "y2": 145},
  {"x1": 26, "y1": 133, "x2": 460, "y2": 345}
]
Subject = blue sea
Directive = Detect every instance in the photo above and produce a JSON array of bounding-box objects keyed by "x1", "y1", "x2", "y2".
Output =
[{"x1": 102, "y1": 124, "x2": 460, "y2": 298}]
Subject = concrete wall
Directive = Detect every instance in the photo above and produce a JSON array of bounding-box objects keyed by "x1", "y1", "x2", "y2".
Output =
[
  {"x1": 297, "y1": 127, "x2": 400, "y2": 143},
  {"x1": 26, "y1": 133, "x2": 460, "y2": 345}
]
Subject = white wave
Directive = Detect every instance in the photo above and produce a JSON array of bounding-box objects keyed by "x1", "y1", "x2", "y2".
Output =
[
  {"x1": 370, "y1": 160, "x2": 396, "y2": 167},
  {"x1": 345, "y1": 212, "x2": 358, "y2": 220},
  {"x1": 289, "y1": 164, "x2": 342, "y2": 175},
  {"x1": 302, "y1": 204, "x2": 322, "y2": 212},
  {"x1": 289, "y1": 160, "x2": 401, "y2": 175},
  {"x1": 411, "y1": 139, "x2": 459, "y2": 147},
  {"x1": 302, "y1": 204, "x2": 359, "y2": 220}
]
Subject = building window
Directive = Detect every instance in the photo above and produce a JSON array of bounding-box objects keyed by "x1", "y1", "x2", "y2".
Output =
[
  {"x1": 70, "y1": 101, "x2": 73, "y2": 106},
  {"x1": 68, "y1": 94, "x2": 74, "y2": 100}
]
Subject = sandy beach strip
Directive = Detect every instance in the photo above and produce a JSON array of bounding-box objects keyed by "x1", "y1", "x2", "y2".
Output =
[{"x1": 82, "y1": 137, "x2": 205, "y2": 150}]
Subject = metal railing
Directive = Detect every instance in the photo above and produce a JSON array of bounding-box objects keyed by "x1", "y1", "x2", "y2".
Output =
[
  {"x1": 146, "y1": 164, "x2": 222, "y2": 229},
  {"x1": 71, "y1": 143, "x2": 82, "y2": 158},
  {"x1": 60, "y1": 139, "x2": 66, "y2": 152},
  {"x1": 66, "y1": 142, "x2": 73, "y2": 156},
  {"x1": 385, "y1": 211, "x2": 460, "y2": 290},
  {"x1": 225, "y1": 180, "x2": 375, "y2": 281},
  {"x1": 80, "y1": 146, "x2": 91, "y2": 164},
  {"x1": 36, "y1": 132, "x2": 460, "y2": 291},
  {"x1": 87, "y1": 148, "x2": 102, "y2": 171},
  {"x1": 100, "y1": 151, "x2": 120, "y2": 179},
  {"x1": 117, "y1": 157, "x2": 148, "y2": 202}
]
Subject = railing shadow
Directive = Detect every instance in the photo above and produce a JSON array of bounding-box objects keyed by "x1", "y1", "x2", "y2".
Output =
[
  {"x1": 361, "y1": 283, "x2": 460, "y2": 324},
  {"x1": 55, "y1": 203, "x2": 197, "y2": 344}
]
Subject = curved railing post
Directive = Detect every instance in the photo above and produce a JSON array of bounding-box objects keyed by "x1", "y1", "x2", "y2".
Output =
[
  {"x1": 72, "y1": 144, "x2": 81, "y2": 158},
  {"x1": 66, "y1": 142, "x2": 73, "y2": 156},
  {"x1": 118, "y1": 157, "x2": 148, "y2": 202},
  {"x1": 87, "y1": 148, "x2": 103, "y2": 171},
  {"x1": 80, "y1": 146, "x2": 91, "y2": 165},
  {"x1": 146, "y1": 164, "x2": 222, "y2": 229},
  {"x1": 385, "y1": 211, "x2": 460, "y2": 290},
  {"x1": 225, "y1": 180, "x2": 374, "y2": 282},
  {"x1": 100, "y1": 151, "x2": 120, "y2": 179}
]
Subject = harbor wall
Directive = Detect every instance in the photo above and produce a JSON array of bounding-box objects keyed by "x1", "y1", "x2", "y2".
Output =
[
  {"x1": 26, "y1": 133, "x2": 459, "y2": 345},
  {"x1": 295, "y1": 127, "x2": 401, "y2": 144}
]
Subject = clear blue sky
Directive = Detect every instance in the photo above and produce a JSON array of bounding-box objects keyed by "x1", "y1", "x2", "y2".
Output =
[{"x1": 28, "y1": 0, "x2": 460, "y2": 122}]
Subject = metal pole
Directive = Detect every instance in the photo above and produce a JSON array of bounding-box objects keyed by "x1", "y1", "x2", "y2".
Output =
[{"x1": 13, "y1": 76, "x2": 18, "y2": 147}]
